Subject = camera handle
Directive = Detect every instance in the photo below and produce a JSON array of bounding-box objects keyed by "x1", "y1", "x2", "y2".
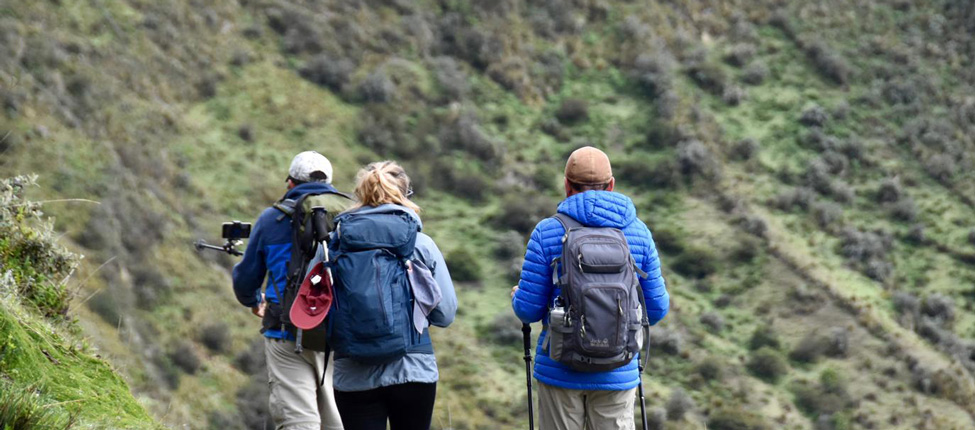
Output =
[{"x1": 194, "y1": 239, "x2": 244, "y2": 256}]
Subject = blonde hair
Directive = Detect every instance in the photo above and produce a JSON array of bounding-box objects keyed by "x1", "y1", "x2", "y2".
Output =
[{"x1": 352, "y1": 161, "x2": 421, "y2": 213}]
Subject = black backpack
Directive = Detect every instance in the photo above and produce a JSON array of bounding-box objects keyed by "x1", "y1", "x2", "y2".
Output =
[
  {"x1": 545, "y1": 213, "x2": 650, "y2": 372},
  {"x1": 264, "y1": 190, "x2": 352, "y2": 353}
]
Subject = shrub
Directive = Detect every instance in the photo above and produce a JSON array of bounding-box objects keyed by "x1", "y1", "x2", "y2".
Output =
[
  {"x1": 489, "y1": 191, "x2": 557, "y2": 234},
  {"x1": 906, "y1": 224, "x2": 926, "y2": 244},
  {"x1": 632, "y1": 49, "x2": 676, "y2": 98},
  {"x1": 741, "y1": 61, "x2": 770, "y2": 85},
  {"x1": 812, "y1": 201, "x2": 842, "y2": 229},
  {"x1": 430, "y1": 56, "x2": 470, "y2": 101},
  {"x1": 924, "y1": 153, "x2": 956, "y2": 182},
  {"x1": 686, "y1": 59, "x2": 727, "y2": 95},
  {"x1": 700, "y1": 311, "x2": 725, "y2": 333},
  {"x1": 234, "y1": 338, "x2": 265, "y2": 374},
  {"x1": 438, "y1": 111, "x2": 500, "y2": 163},
  {"x1": 649, "y1": 327, "x2": 682, "y2": 355},
  {"x1": 749, "y1": 325, "x2": 781, "y2": 350},
  {"x1": 864, "y1": 258, "x2": 893, "y2": 282},
  {"x1": 169, "y1": 341, "x2": 202, "y2": 374},
  {"x1": 237, "y1": 124, "x2": 253, "y2": 142},
  {"x1": 800, "y1": 104, "x2": 829, "y2": 127},
  {"x1": 358, "y1": 69, "x2": 397, "y2": 103},
  {"x1": 889, "y1": 197, "x2": 918, "y2": 222},
  {"x1": 651, "y1": 229, "x2": 684, "y2": 255},
  {"x1": 774, "y1": 187, "x2": 816, "y2": 212},
  {"x1": 446, "y1": 247, "x2": 482, "y2": 283},
  {"x1": 199, "y1": 323, "x2": 231, "y2": 354},
  {"x1": 671, "y1": 247, "x2": 718, "y2": 279},
  {"x1": 748, "y1": 347, "x2": 789, "y2": 382},
  {"x1": 803, "y1": 159, "x2": 833, "y2": 195},
  {"x1": 876, "y1": 177, "x2": 902, "y2": 203},
  {"x1": 722, "y1": 86, "x2": 746, "y2": 106},
  {"x1": 921, "y1": 294, "x2": 955, "y2": 325},
  {"x1": 839, "y1": 228, "x2": 892, "y2": 263},
  {"x1": 730, "y1": 138, "x2": 759, "y2": 161},
  {"x1": 800, "y1": 38, "x2": 851, "y2": 85},
  {"x1": 724, "y1": 43, "x2": 757, "y2": 67},
  {"x1": 300, "y1": 53, "x2": 355, "y2": 92},
  {"x1": 825, "y1": 327, "x2": 850, "y2": 358},
  {"x1": 237, "y1": 375, "x2": 271, "y2": 430},
  {"x1": 648, "y1": 407, "x2": 667, "y2": 430},
  {"x1": 707, "y1": 407, "x2": 770, "y2": 430},
  {"x1": 892, "y1": 292, "x2": 920, "y2": 316},
  {"x1": 790, "y1": 333, "x2": 827, "y2": 363},
  {"x1": 676, "y1": 139, "x2": 719, "y2": 179},
  {"x1": 555, "y1": 98, "x2": 589, "y2": 124},
  {"x1": 695, "y1": 356, "x2": 725, "y2": 381},
  {"x1": 968, "y1": 229, "x2": 975, "y2": 246},
  {"x1": 494, "y1": 230, "x2": 525, "y2": 260},
  {"x1": 87, "y1": 289, "x2": 121, "y2": 325},
  {"x1": 738, "y1": 215, "x2": 768, "y2": 239},
  {"x1": 820, "y1": 151, "x2": 849, "y2": 176},
  {"x1": 486, "y1": 311, "x2": 523, "y2": 345},
  {"x1": 666, "y1": 388, "x2": 696, "y2": 421}
]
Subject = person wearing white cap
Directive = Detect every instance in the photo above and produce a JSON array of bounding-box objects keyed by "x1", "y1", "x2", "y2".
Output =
[{"x1": 233, "y1": 151, "x2": 350, "y2": 430}]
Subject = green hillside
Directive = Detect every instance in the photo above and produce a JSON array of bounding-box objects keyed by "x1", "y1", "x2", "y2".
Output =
[
  {"x1": 2, "y1": 0, "x2": 975, "y2": 429},
  {"x1": 0, "y1": 176, "x2": 158, "y2": 429}
]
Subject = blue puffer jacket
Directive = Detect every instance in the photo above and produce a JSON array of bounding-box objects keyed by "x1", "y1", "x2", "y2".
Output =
[
  {"x1": 232, "y1": 182, "x2": 344, "y2": 340},
  {"x1": 512, "y1": 190, "x2": 669, "y2": 391}
]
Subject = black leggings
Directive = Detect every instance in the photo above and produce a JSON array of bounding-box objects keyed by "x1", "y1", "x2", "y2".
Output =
[{"x1": 334, "y1": 382, "x2": 437, "y2": 430}]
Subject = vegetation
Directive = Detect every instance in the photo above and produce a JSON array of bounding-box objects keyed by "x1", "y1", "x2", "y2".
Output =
[{"x1": 3, "y1": 0, "x2": 975, "y2": 428}]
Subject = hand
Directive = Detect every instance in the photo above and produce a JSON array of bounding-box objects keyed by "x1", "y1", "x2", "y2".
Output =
[
  {"x1": 251, "y1": 294, "x2": 266, "y2": 318},
  {"x1": 510, "y1": 285, "x2": 519, "y2": 298}
]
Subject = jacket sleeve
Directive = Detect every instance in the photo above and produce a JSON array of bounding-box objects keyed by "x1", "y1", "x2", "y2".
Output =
[
  {"x1": 417, "y1": 234, "x2": 457, "y2": 328},
  {"x1": 232, "y1": 211, "x2": 268, "y2": 308},
  {"x1": 640, "y1": 228, "x2": 669, "y2": 326},
  {"x1": 512, "y1": 223, "x2": 554, "y2": 324}
]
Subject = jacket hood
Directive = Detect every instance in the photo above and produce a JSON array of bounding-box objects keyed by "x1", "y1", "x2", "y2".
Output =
[
  {"x1": 556, "y1": 191, "x2": 637, "y2": 229},
  {"x1": 342, "y1": 203, "x2": 423, "y2": 231},
  {"x1": 283, "y1": 182, "x2": 340, "y2": 201}
]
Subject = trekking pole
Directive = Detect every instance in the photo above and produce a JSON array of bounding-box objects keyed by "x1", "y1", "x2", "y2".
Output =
[
  {"x1": 522, "y1": 323, "x2": 534, "y2": 430},
  {"x1": 637, "y1": 358, "x2": 648, "y2": 430}
]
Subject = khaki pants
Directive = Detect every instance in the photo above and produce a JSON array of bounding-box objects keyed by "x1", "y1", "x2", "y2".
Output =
[
  {"x1": 537, "y1": 382, "x2": 636, "y2": 430},
  {"x1": 265, "y1": 338, "x2": 344, "y2": 430}
]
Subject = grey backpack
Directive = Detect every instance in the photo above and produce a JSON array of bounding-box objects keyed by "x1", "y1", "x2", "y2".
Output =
[{"x1": 545, "y1": 214, "x2": 650, "y2": 373}]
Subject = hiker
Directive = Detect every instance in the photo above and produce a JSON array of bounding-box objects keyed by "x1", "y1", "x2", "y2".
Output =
[
  {"x1": 511, "y1": 146, "x2": 669, "y2": 430},
  {"x1": 328, "y1": 161, "x2": 457, "y2": 430},
  {"x1": 233, "y1": 151, "x2": 349, "y2": 430}
]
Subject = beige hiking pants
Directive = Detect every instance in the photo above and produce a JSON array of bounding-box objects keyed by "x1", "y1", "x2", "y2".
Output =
[
  {"x1": 265, "y1": 338, "x2": 344, "y2": 430},
  {"x1": 537, "y1": 382, "x2": 636, "y2": 430}
]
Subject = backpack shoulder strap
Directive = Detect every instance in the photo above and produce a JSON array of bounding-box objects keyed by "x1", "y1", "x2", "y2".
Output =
[
  {"x1": 273, "y1": 198, "x2": 298, "y2": 221},
  {"x1": 552, "y1": 213, "x2": 583, "y2": 231}
]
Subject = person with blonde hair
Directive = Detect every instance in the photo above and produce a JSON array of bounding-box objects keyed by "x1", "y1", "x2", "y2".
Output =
[{"x1": 326, "y1": 161, "x2": 457, "y2": 430}]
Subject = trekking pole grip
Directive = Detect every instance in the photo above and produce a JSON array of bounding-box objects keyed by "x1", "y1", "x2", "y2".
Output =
[{"x1": 522, "y1": 323, "x2": 532, "y2": 357}]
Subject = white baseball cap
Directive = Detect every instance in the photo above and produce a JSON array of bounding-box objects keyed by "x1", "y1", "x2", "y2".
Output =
[{"x1": 288, "y1": 151, "x2": 333, "y2": 184}]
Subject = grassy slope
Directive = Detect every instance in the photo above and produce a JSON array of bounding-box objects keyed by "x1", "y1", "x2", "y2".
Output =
[{"x1": 3, "y1": 0, "x2": 975, "y2": 429}]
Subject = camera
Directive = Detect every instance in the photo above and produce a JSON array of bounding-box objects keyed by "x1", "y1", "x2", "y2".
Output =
[
  {"x1": 195, "y1": 221, "x2": 252, "y2": 257},
  {"x1": 222, "y1": 221, "x2": 252, "y2": 240}
]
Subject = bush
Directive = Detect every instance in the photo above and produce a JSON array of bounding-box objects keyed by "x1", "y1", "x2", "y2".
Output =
[
  {"x1": 649, "y1": 327, "x2": 682, "y2": 355},
  {"x1": 906, "y1": 224, "x2": 926, "y2": 244},
  {"x1": 648, "y1": 406, "x2": 667, "y2": 430},
  {"x1": 825, "y1": 327, "x2": 850, "y2": 358},
  {"x1": 889, "y1": 197, "x2": 918, "y2": 222},
  {"x1": 800, "y1": 104, "x2": 829, "y2": 127},
  {"x1": 749, "y1": 325, "x2": 781, "y2": 350},
  {"x1": 485, "y1": 311, "x2": 523, "y2": 346},
  {"x1": 694, "y1": 356, "x2": 725, "y2": 381},
  {"x1": 774, "y1": 187, "x2": 816, "y2": 212},
  {"x1": 676, "y1": 139, "x2": 719, "y2": 179},
  {"x1": 730, "y1": 138, "x2": 758, "y2": 161},
  {"x1": 358, "y1": 69, "x2": 397, "y2": 103},
  {"x1": 555, "y1": 98, "x2": 589, "y2": 124},
  {"x1": 892, "y1": 292, "x2": 920, "y2": 316},
  {"x1": 700, "y1": 311, "x2": 725, "y2": 333},
  {"x1": 632, "y1": 49, "x2": 676, "y2": 99},
  {"x1": 87, "y1": 289, "x2": 121, "y2": 325},
  {"x1": 438, "y1": 111, "x2": 500, "y2": 163},
  {"x1": 812, "y1": 201, "x2": 842, "y2": 229},
  {"x1": 724, "y1": 43, "x2": 757, "y2": 67},
  {"x1": 741, "y1": 61, "x2": 770, "y2": 85},
  {"x1": 738, "y1": 215, "x2": 768, "y2": 239},
  {"x1": 820, "y1": 151, "x2": 849, "y2": 176},
  {"x1": 686, "y1": 60, "x2": 727, "y2": 95},
  {"x1": 800, "y1": 38, "x2": 851, "y2": 85},
  {"x1": 921, "y1": 294, "x2": 955, "y2": 325},
  {"x1": 494, "y1": 230, "x2": 525, "y2": 260},
  {"x1": 446, "y1": 247, "x2": 482, "y2": 283},
  {"x1": 300, "y1": 53, "x2": 355, "y2": 92},
  {"x1": 671, "y1": 247, "x2": 718, "y2": 279},
  {"x1": 924, "y1": 153, "x2": 956, "y2": 182},
  {"x1": 707, "y1": 407, "x2": 770, "y2": 430},
  {"x1": 651, "y1": 229, "x2": 684, "y2": 255},
  {"x1": 169, "y1": 341, "x2": 202, "y2": 374},
  {"x1": 876, "y1": 177, "x2": 903, "y2": 203},
  {"x1": 748, "y1": 347, "x2": 789, "y2": 382},
  {"x1": 968, "y1": 229, "x2": 975, "y2": 246},
  {"x1": 839, "y1": 228, "x2": 892, "y2": 264},
  {"x1": 430, "y1": 56, "x2": 470, "y2": 101},
  {"x1": 666, "y1": 388, "x2": 696, "y2": 421},
  {"x1": 199, "y1": 323, "x2": 231, "y2": 354},
  {"x1": 722, "y1": 86, "x2": 746, "y2": 106},
  {"x1": 237, "y1": 124, "x2": 254, "y2": 142},
  {"x1": 790, "y1": 333, "x2": 827, "y2": 363},
  {"x1": 489, "y1": 191, "x2": 557, "y2": 234},
  {"x1": 234, "y1": 338, "x2": 265, "y2": 374},
  {"x1": 237, "y1": 375, "x2": 271, "y2": 430}
]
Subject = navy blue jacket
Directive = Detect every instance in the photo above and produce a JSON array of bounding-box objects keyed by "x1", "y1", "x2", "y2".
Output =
[
  {"x1": 512, "y1": 191, "x2": 669, "y2": 390},
  {"x1": 232, "y1": 182, "x2": 342, "y2": 339}
]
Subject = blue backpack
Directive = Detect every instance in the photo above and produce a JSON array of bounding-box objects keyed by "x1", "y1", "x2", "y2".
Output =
[{"x1": 326, "y1": 209, "x2": 434, "y2": 364}]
